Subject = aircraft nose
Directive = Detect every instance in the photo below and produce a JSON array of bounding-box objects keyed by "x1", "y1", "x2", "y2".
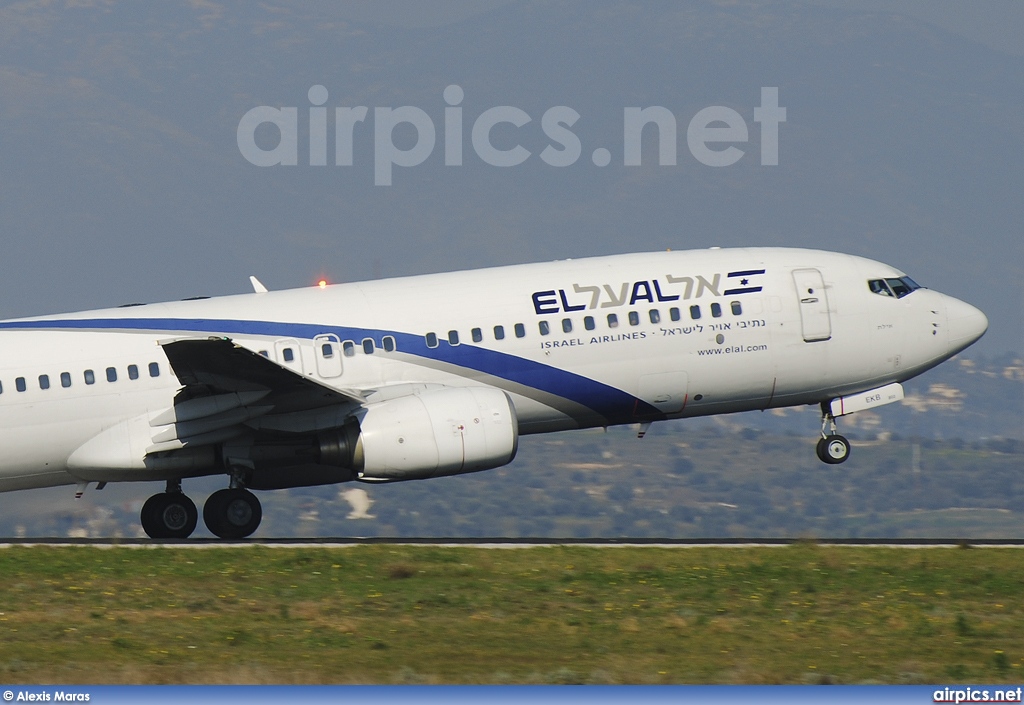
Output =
[{"x1": 945, "y1": 296, "x2": 988, "y2": 349}]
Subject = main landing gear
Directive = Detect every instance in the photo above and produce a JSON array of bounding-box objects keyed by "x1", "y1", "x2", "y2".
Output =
[
  {"x1": 203, "y1": 487, "x2": 263, "y2": 540},
  {"x1": 140, "y1": 479, "x2": 198, "y2": 539},
  {"x1": 816, "y1": 403, "x2": 851, "y2": 465},
  {"x1": 140, "y1": 473, "x2": 263, "y2": 540}
]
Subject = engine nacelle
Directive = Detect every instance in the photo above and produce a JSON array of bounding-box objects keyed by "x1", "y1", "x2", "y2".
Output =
[
  {"x1": 356, "y1": 387, "x2": 518, "y2": 481},
  {"x1": 120, "y1": 387, "x2": 518, "y2": 488}
]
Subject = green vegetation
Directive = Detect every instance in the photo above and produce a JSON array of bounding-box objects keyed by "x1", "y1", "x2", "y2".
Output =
[{"x1": 2, "y1": 544, "x2": 1024, "y2": 684}]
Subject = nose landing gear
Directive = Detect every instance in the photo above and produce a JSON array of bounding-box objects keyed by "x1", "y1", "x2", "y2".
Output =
[{"x1": 816, "y1": 404, "x2": 851, "y2": 464}]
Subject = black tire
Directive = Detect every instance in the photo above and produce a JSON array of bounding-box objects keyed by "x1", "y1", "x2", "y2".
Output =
[
  {"x1": 815, "y1": 437, "x2": 830, "y2": 463},
  {"x1": 141, "y1": 493, "x2": 166, "y2": 539},
  {"x1": 820, "y1": 434, "x2": 851, "y2": 464},
  {"x1": 203, "y1": 488, "x2": 229, "y2": 536},
  {"x1": 141, "y1": 492, "x2": 198, "y2": 539},
  {"x1": 204, "y1": 488, "x2": 262, "y2": 539}
]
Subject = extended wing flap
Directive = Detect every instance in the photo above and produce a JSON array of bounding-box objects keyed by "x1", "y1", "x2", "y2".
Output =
[{"x1": 160, "y1": 337, "x2": 364, "y2": 414}]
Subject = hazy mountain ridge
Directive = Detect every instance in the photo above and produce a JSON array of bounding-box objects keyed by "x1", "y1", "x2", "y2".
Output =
[{"x1": 1, "y1": 350, "x2": 1018, "y2": 540}]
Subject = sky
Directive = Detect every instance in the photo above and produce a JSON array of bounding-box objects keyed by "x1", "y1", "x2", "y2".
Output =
[{"x1": 0, "y1": 0, "x2": 1021, "y2": 355}]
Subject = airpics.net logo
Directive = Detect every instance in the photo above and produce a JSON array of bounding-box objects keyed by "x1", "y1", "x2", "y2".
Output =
[{"x1": 236, "y1": 85, "x2": 786, "y2": 186}]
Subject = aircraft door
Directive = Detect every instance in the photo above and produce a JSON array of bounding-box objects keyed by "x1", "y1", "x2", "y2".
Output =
[
  {"x1": 274, "y1": 338, "x2": 305, "y2": 374},
  {"x1": 792, "y1": 268, "x2": 831, "y2": 342},
  {"x1": 314, "y1": 334, "x2": 343, "y2": 378},
  {"x1": 638, "y1": 371, "x2": 689, "y2": 415}
]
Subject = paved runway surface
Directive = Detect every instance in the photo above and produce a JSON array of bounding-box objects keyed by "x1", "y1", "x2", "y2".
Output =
[{"x1": 2, "y1": 537, "x2": 1024, "y2": 547}]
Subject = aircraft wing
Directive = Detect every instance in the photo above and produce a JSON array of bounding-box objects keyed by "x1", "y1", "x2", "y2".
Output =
[
  {"x1": 160, "y1": 337, "x2": 366, "y2": 412},
  {"x1": 68, "y1": 337, "x2": 370, "y2": 469}
]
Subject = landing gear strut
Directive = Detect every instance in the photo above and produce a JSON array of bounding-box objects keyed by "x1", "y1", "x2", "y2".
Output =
[
  {"x1": 816, "y1": 404, "x2": 851, "y2": 465},
  {"x1": 203, "y1": 470, "x2": 262, "y2": 539},
  {"x1": 141, "y1": 480, "x2": 198, "y2": 539}
]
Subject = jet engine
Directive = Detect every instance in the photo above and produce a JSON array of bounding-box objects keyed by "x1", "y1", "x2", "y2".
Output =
[
  {"x1": 355, "y1": 386, "x2": 519, "y2": 481},
  {"x1": 227, "y1": 386, "x2": 519, "y2": 489}
]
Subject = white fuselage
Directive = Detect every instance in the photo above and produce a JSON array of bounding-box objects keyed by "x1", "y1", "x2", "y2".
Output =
[{"x1": 0, "y1": 247, "x2": 987, "y2": 493}]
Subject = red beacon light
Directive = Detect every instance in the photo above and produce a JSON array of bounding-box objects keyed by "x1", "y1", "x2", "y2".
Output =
[{"x1": 317, "y1": 279, "x2": 327, "y2": 289}]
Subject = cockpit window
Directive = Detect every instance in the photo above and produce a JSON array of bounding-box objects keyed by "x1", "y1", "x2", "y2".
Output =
[
  {"x1": 900, "y1": 276, "x2": 921, "y2": 291},
  {"x1": 868, "y1": 277, "x2": 923, "y2": 299},
  {"x1": 869, "y1": 279, "x2": 894, "y2": 297},
  {"x1": 887, "y1": 278, "x2": 913, "y2": 298}
]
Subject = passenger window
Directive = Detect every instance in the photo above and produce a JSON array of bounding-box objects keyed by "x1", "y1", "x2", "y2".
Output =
[
  {"x1": 282, "y1": 348, "x2": 295, "y2": 363},
  {"x1": 607, "y1": 313, "x2": 619, "y2": 328},
  {"x1": 731, "y1": 301, "x2": 742, "y2": 316},
  {"x1": 149, "y1": 362, "x2": 160, "y2": 377},
  {"x1": 562, "y1": 318, "x2": 572, "y2": 333},
  {"x1": 425, "y1": 333, "x2": 438, "y2": 349},
  {"x1": 0, "y1": 380, "x2": 3, "y2": 394},
  {"x1": 628, "y1": 311, "x2": 640, "y2": 326},
  {"x1": 321, "y1": 343, "x2": 334, "y2": 358},
  {"x1": 539, "y1": 321, "x2": 550, "y2": 336},
  {"x1": 494, "y1": 325, "x2": 505, "y2": 341},
  {"x1": 84, "y1": 370, "x2": 95, "y2": 385},
  {"x1": 448, "y1": 330, "x2": 460, "y2": 346},
  {"x1": 584, "y1": 316, "x2": 595, "y2": 331},
  {"x1": 649, "y1": 309, "x2": 661, "y2": 324},
  {"x1": 514, "y1": 323, "x2": 526, "y2": 338},
  {"x1": 39, "y1": 374, "x2": 50, "y2": 390},
  {"x1": 382, "y1": 336, "x2": 396, "y2": 352},
  {"x1": 258, "y1": 350, "x2": 269, "y2": 358},
  {"x1": 670, "y1": 307, "x2": 681, "y2": 322},
  {"x1": 128, "y1": 364, "x2": 139, "y2": 380},
  {"x1": 16, "y1": 377, "x2": 26, "y2": 392},
  {"x1": 362, "y1": 338, "x2": 375, "y2": 354},
  {"x1": 711, "y1": 303, "x2": 722, "y2": 318},
  {"x1": 471, "y1": 328, "x2": 483, "y2": 343},
  {"x1": 106, "y1": 367, "x2": 117, "y2": 382},
  {"x1": 690, "y1": 305, "x2": 701, "y2": 320},
  {"x1": 343, "y1": 340, "x2": 357, "y2": 356},
  {"x1": 61, "y1": 372, "x2": 71, "y2": 388}
]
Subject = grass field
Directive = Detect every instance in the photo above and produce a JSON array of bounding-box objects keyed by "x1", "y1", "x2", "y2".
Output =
[{"x1": 1, "y1": 544, "x2": 1022, "y2": 684}]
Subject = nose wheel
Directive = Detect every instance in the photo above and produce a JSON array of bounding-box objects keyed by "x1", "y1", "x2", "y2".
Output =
[
  {"x1": 816, "y1": 434, "x2": 851, "y2": 464},
  {"x1": 816, "y1": 404, "x2": 851, "y2": 464}
]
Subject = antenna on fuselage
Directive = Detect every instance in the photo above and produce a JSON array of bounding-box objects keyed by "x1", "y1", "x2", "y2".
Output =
[{"x1": 249, "y1": 276, "x2": 269, "y2": 293}]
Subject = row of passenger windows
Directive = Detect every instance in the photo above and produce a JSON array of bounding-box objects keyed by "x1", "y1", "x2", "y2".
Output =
[
  {"x1": 266, "y1": 337, "x2": 398, "y2": 362},
  {"x1": 424, "y1": 302, "x2": 745, "y2": 348},
  {"x1": 0, "y1": 298, "x2": 754, "y2": 393},
  {"x1": 0, "y1": 362, "x2": 161, "y2": 394},
  {"x1": 2, "y1": 299, "x2": 747, "y2": 387},
  {"x1": 236, "y1": 300, "x2": 747, "y2": 366}
]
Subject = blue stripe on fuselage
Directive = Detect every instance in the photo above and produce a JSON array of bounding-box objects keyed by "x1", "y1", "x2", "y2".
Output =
[{"x1": 0, "y1": 317, "x2": 662, "y2": 424}]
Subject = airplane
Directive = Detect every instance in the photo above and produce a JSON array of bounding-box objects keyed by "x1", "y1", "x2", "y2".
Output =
[{"x1": 0, "y1": 247, "x2": 987, "y2": 539}]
